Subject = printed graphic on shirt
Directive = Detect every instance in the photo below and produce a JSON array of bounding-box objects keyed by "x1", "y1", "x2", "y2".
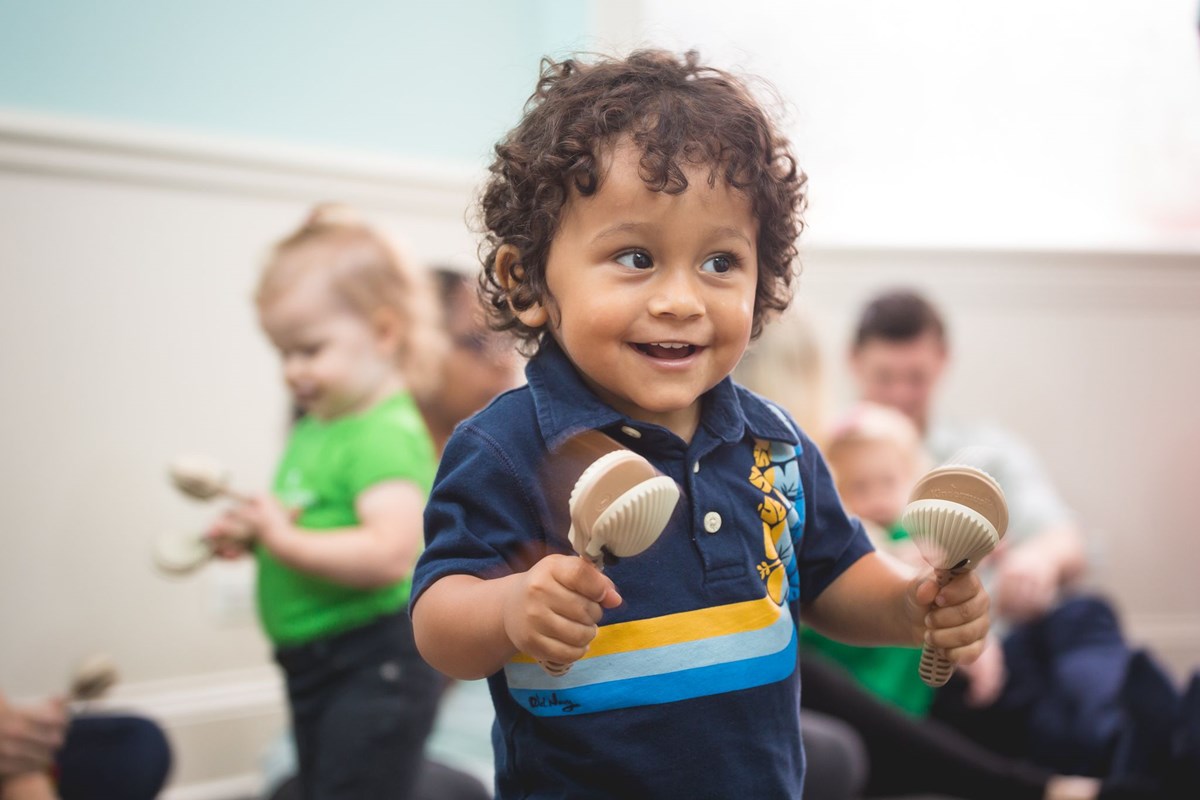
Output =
[
  {"x1": 277, "y1": 467, "x2": 318, "y2": 511},
  {"x1": 749, "y1": 439, "x2": 804, "y2": 605},
  {"x1": 505, "y1": 595, "x2": 797, "y2": 717}
]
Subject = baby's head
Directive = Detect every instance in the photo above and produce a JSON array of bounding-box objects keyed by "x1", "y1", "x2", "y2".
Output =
[
  {"x1": 825, "y1": 402, "x2": 927, "y2": 531},
  {"x1": 256, "y1": 205, "x2": 444, "y2": 419},
  {"x1": 478, "y1": 50, "x2": 806, "y2": 436}
]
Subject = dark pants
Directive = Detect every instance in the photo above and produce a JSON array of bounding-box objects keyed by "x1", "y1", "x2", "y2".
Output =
[
  {"x1": 56, "y1": 714, "x2": 172, "y2": 800},
  {"x1": 801, "y1": 657, "x2": 1051, "y2": 800},
  {"x1": 930, "y1": 595, "x2": 1136, "y2": 777},
  {"x1": 276, "y1": 612, "x2": 442, "y2": 800}
]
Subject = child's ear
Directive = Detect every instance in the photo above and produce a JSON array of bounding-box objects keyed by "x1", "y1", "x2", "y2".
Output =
[
  {"x1": 495, "y1": 244, "x2": 548, "y2": 328},
  {"x1": 370, "y1": 307, "x2": 405, "y2": 354}
]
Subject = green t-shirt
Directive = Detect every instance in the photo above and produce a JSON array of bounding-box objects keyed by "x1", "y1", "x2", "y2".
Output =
[
  {"x1": 799, "y1": 524, "x2": 936, "y2": 716},
  {"x1": 256, "y1": 392, "x2": 437, "y2": 646}
]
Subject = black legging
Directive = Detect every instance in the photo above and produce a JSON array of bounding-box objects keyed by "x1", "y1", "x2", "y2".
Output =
[{"x1": 801, "y1": 656, "x2": 1051, "y2": 800}]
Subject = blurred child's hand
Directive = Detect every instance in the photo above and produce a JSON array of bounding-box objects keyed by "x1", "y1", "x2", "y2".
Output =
[
  {"x1": 993, "y1": 546, "x2": 1058, "y2": 623},
  {"x1": 204, "y1": 508, "x2": 255, "y2": 560},
  {"x1": 0, "y1": 692, "x2": 66, "y2": 777},
  {"x1": 906, "y1": 570, "x2": 990, "y2": 666},
  {"x1": 502, "y1": 555, "x2": 622, "y2": 669},
  {"x1": 229, "y1": 494, "x2": 298, "y2": 555},
  {"x1": 958, "y1": 634, "x2": 1007, "y2": 707}
]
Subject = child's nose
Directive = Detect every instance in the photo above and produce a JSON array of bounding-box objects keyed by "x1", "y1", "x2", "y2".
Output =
[
  {"x1": 283, "y1": 356, "x2": 306, "y2": 383},
  {"x1": 647, "y1": 268, "x2": 704, "y2": 319}
]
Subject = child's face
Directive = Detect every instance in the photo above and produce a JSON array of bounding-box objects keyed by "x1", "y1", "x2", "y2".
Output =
[
  {"x1": 259, "y1": 273, "x2": 397, "y2": 420},
  {"x1": 528, "y1": 140, "x2": 758, "y2": 440},
  {"x1": 831, "y1": 441, "x2": 915, "y2": 530}
]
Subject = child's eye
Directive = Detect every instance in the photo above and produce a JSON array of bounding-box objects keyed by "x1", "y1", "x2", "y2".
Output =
[
  {"x1": 701, "y1": 254, "x2": 737, "y2": 274},
  {"x1": 615, "y1": 250, "x2": 653, "y2": 270}
]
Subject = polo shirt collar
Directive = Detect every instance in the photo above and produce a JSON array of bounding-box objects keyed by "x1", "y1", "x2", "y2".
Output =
[
  {"x1": 525, "y1": 337, "x2": 799, "y2": 450},
  {"x1": 525, "y1": 337, "x2": 625, "y2": 450}
]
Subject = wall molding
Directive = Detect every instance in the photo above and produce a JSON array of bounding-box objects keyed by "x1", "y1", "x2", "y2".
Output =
[
  {"x1": 797, "y1": 245, "x2": 1200, "y2": 315},
  {"x1": 162, "y1": 774, "x2": 262, "y2": 800},
  {"x1": 82, "y1": 665, "x2": 284, "y2": 728},
  {"x1": 0, "y1": 108, "x2": 481, "y2": 215}
]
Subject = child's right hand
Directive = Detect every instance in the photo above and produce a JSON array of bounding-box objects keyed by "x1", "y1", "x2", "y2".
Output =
[
  {"x1": 502, "y1": 555, "x2": 622, "y2": 669},
  {"x1": 204, "y1": 508, "x2": 255, "y2": 560}
]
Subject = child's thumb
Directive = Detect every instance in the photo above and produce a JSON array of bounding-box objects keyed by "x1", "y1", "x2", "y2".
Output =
[
  {"x1": 599, "y1": 580, "x2": 623, "y2": 609},
  {"x1": 912, "y1": 573, "x2": 940, "y2": 608},
  {"x1": 573, "y1": 558, "x2": 623, "y2": 608}
]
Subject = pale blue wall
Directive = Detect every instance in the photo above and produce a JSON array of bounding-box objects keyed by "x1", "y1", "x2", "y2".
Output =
[{"x1": 0, "y1": 0, "x2": 590, "y2": 164}]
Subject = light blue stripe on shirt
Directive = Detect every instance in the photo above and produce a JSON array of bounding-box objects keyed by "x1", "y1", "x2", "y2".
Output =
[
  {"x1": 506, "y1": 604, "x2": 796, "y2": 692},
  {"x1": 508, "y1": 625, "x2": 797, "y2": 717}
]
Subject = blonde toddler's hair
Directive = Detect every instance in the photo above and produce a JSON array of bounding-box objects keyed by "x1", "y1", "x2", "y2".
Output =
[
  {"x1": 825, "y1": 401, "x2": 926, "y2": 476},
  {"x1": 256, "y1": 204, "x2": 447, "y2": 404}
]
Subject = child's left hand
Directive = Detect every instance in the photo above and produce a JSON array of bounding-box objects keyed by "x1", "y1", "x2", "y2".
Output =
[{"x1": 905, "y1": 569, "x2": 990, "y2": 666}]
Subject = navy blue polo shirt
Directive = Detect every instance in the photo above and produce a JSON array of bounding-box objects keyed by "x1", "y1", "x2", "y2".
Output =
[{"x1": 412, "y1": 338, "x2": 873, "y2": 799}]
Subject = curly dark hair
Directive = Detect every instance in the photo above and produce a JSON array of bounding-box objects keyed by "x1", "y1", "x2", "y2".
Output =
[{"x1": 478, "y1": 49, "x2": 807, "y2": 351}]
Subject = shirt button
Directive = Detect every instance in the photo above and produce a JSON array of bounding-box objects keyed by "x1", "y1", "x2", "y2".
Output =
[
  {"x1": 620, "y1": 425, "x2": 642, "y2": 439},
  {"x1": 693, "y1": 461, "x2": 700, "y2": 473},
  {"x1": 703, "y1": 511, "x2": 722, "y2": 534}
]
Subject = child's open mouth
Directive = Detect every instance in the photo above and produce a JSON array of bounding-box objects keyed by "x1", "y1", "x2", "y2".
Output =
[{"x1": 633, "y1": 342, "x2": 698, "y2": 360}]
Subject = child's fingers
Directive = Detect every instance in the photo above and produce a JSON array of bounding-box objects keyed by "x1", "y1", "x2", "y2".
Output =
[
  {"x1": 531, "y1": 634, "x2": 592, "y2": 667},
  {"x1": 932, "y1": 570, "x2": 984, "y2": 608},
  {"x1": 212, "y1": 540, "x2": 249, "y2": 559},
  {"x1": 940, "y1": 632, "x2": 990, "y2": 667},
  {"x1": 924, "y1": 570, "x2": 990, "y2": 662},
  {"x1": 521, "y1": 556, "x2": 605, "y2": 625},
  {"x1": 22, "y1": 716, "x2": 65, "y2": 750},
  {"x1": 555, "y1": 557, "x2": 622, "y2": 607},
  {"x1": 909, "y1": 571, "x2": 939, "y2": 610},
  {"x1": 27, "y1": 700, "x2": 67, "y2": 735},
  {"x1": 206, "y1": 527, "x2": 250, "y2": 554},
  {"x1": 925, "y1": 608, "x2": 990, "y2": 660},
  {"x1": 927, "y1": 581, "x2": 989, "y2": 628},
  {"x1": 530, "y1": 612, "x2": 598, "y2": 652}
]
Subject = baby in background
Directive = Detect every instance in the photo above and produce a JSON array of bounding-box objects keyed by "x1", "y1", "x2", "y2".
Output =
[
  {"x1": 823, "y1": 401, "x2": 928, "y2": 560},
  {"x1": 207, "y1": 206, "x2": 446, "y2": 800},
  {"x1": 409, "y1": 49, "x2": 992, "y2": 799},
  {"x1": 807, "y1": 401, "x2": 938, "y2": 715}
]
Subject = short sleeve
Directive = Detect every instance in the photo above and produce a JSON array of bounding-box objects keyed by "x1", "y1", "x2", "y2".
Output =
[
  {"x1": 342, "y1": 408, "x2": 437, "y2": 499},
  {"x1": 409, "y1": 424, "x2": 548, "y2": 612},
  {"x1": 795, "y1": 431, "x2": 874, "y2": 605}
]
